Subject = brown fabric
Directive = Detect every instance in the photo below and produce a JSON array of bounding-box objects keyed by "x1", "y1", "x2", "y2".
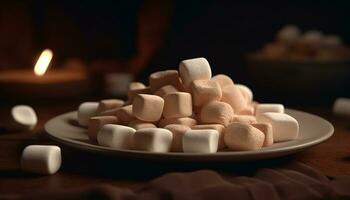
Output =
[{"x1": 3, "y1": 162, "x2": 350, "y2": 200}]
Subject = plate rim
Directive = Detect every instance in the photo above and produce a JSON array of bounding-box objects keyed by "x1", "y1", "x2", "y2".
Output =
[{"x1": 45, "y1": 108, "x2": 334, "y2": 160}]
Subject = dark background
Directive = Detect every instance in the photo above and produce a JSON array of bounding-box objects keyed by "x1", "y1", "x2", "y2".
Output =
[{"x1": 0, "y1": 0, "x2": 349, "y2": 104}]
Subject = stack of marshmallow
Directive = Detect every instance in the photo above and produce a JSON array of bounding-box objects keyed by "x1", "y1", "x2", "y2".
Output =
[{"x1": 78, "y1": 57, "x2": 299, "y2": 153}]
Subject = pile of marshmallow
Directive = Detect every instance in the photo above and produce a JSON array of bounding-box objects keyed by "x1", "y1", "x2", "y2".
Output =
[
  {"x1": 255, "y1": 25, "x2": 350, "y2": 61},
  {"x1": 78, "y1": 57, "x2": 299, "y2": 153}
]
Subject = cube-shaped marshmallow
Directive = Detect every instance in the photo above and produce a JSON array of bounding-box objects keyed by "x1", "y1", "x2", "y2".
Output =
[
  {"x1": 78, "y1": 102, "x2": 99, "y2": 126},
  {"x1": 97, "y1": 124, "x2": 135, "y2": 149},
  {"x1": 133, "y1": 128, "x2": 173, "y2": 152},
  {"x1": 164, "y1": 124, "x2": 190, "y2": 152},
  {"x1": 221, "y1": 85, "x2": 247, "y2": 113},
  {"x1": 149, "y1": 70, "x2": 183, "y2": 92},
  {"x1": 133, "y1": 94, "x2": 164, "y2": 122},
  {"x1": 200, "y1": 101, "x2": 233, "y2": 126},
  {"x1": 179, "y1": 57, "x2": 212, "y2": 87},
  {"x1": 190, "y1": 79, "x2": 222, "y2": 106},
  {"x1": 182, "y1": 129, "x2": 219, "y2": 153},
  {"x1": 192, "y1": 124, "x2": 225, "y2": 149},
  {"x1": 163, "y1": 92, "x2": 192, "y2": 118}
]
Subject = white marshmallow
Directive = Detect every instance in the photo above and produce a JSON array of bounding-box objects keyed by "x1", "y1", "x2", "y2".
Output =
[
  {"x1": 236, "y1": 84, "x2": 253, "y2": 102},
  {"x1": 10, "y1": 105, "x2": 38, "y2": 130},
  {"x1": 163, "y1": 92, "x2": 192, "y2": 118},
  {"x1": 255, "y1": 103, "x2": 284, "y2": 120},
  {"x1": 212, "y1": 74, "x2": 234, "y2": 88},
  {"x1": 221, "y1": 85, "x2": 247, "y2": 113},
  {"x1": 149, "y1": 70, "x2": 183, "y2": 92},
  {"x1": 258, "y1": 112, "x2": 299, "y2": 142},
  {"x1": 200, "y1": 101, "x2": 233, "y2": 126},
  {"x1": 179, "y1": 57, "x2": 212, "y2": 87},
  {"x1": 88, "y1": 116, "x2": 119, "y2": 142},
  {"x1": 97, "y1": 124, "x2": 135, "y2": 149},
  {"x1": 192, "y1": 124, "x2": 225, "y2": 149},
  {"x1": 21, "y1": 145, "x2": 61, "y2": 175},
  {"x1": 252, "y1": 122, "x2": 273, "y2": 147},
  {"x1": 190, "y1": 79, "x2": 222, "y2": 106},
  {"x1": 276, "y1": 25, "x2": 301, "y2": 43},
  {"x1": 164, "y1": 124, "x2": 190, "y2": 152},
  {"x1": 224, "y1": 122, "x2": 265, "y2": 151},
  {"x1": 133, "y1": 94, "x2": 164, "y2": 122},
  {"x1": 333, "y1": 98, "x2": 350, "y2": 116},
  {"x1": 158, "y1": 117, "x2": 197, "y2": 128},
  {"x1": 182, "y1": 129, "x2": 219, "y2": 153},
  {"x1": 77, "y1": 102, "x2": 99, "y2": 126},
  {"x1": 133, "y1": 128, "x2": 173, "y2": 152}
]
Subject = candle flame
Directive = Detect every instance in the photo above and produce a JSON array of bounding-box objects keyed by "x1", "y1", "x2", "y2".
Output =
[{"x1": 34, "y1": 49, "x2": 53, "y2": 76}]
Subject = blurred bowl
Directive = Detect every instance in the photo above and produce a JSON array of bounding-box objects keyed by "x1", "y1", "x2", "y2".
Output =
[{"x1": 246, "y1": 55, "x2": 350, "y2": 105}]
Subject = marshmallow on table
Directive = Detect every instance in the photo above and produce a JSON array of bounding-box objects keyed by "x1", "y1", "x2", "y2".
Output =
[
  {"x1": 164, "y1": 124, "x2": 190, "y2": 152},
  {"x1": 163, "y1": 92, "x2": 192, "y2": 118},
  {"x1": 154, "y1": 85, "x2": 179, "y2": 97},
  {"x1": 190, "y1": 79, "x2": 222, "y2": 106},
  {"x1": 133, "y1": 94, "x2": 164, "y2": 122},
  {"x1": 133, "y1": 128, "x2": 173, "y2": 152},
  {"x1": 88, "y1": 116, "x2": 119, "y2": 142},
  {"x1": 159, "y1": 117, "x2": 197, "y2": 128},
  {"x1": 78, "y1": 102, "x2": 99, "y2": 126},
  {"x1": 200, "y1": 101, "x2": 233, "y2": 126},
  {"x1": 21, "y1": 145, "x2": 61, "y2": 175},
  {"x1": 258, "y1": 112, "x2": 299, "y2": 142},
  {"x1": 182, "y1": 129, "x2": 219, "y2": 153},
  {"x1": 149, "y1": 70, "x2": 183, "y2": 92},
  {"x1": 97, "y1": 124, "x2": 135, "y2": 149},
  {"x1": 235, "y1": 84, "x2": 253, "y2": 103},
  {"x1": 251, "y1": 122, "x2": 273, "y2": 147},
  {"x1": 255, "y1": 104, "x2": 284, "y2": 120},
  {"x1": 128, "y1": 119, "x2": 157, "y2": 130},
  {"x1": 9, "y1": 105, "x2": 38, "y2": 131},
  {"x1": 333, "y1": 98, "x2": 350, "y2": 116},
  {"x1": 179, "y1": 57, "x2": 212, "y2": 87},
  {"x1": 224, "y1": 122, "x2": 265, "y2": 151},
  {"x1": 97, "y1": 99, "x2": 124, "y2": 113},
  {"x1": 192, "y1": 124, "x2": 225, "y2": 149},
  {"x1": 211, "y1": 74, "x2": 234, "y2": 89},
  {"x1": 115, "y1": 105, "x2": 134, "y2": 124},
  {"x1": 221, "y1": 85, "x2": 247, "y2": 113},
  {"x1": 232, "y1": 115, "x2": 257, "y2": 124}
]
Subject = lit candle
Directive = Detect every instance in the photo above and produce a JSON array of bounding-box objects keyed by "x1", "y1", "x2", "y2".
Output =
[{"x1": 0, "y1": 49, "x2": 89, "y2": 98}]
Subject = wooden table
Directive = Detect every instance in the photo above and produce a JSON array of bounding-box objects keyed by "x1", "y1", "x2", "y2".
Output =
[{"x1": 0, "y1": 102, "x2": 349, "y2": 195}]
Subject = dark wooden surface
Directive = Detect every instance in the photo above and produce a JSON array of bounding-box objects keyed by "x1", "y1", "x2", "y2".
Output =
[{"x1": 0, "y1": 103, "x2": 349, "y2": 195}]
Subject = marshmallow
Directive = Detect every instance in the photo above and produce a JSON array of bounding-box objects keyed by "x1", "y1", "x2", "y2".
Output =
[
  {"x1": 115, "y1": 105, "x2": 134, "y2": 124},
  {"x1": 255, "y1": 104, "x2": 284, "y2": 120},
  {"x1": 128, "y1": 119, "x2": 157, "y2": 130},
  {"x1": 149, "y1": 70, "x2": 183, "y2": 91},
  {"x1": 132, "y1": 94, "x2": 164, "y2": 122},
  {"x1": 232, "y1": 115, "x2": 257, "y2": 124},
  {"x1": 200, "y1": 101, "x2": 233, "y2": 126},
  {"x1": 251, "y1": 123, "x2": 273, "y2": 147},
  {"x1": 97, "y1": 124, "x2": 135, "y2": 149},
  {"x1": 88, "y1": 116, "x2": 119, "y2": 142},
  {"x1": 224, "y1": 122, "x2": 265, "y2": 151},
  {"x1": 97, "y1": 99, "x2": 124, "y2": 113},
  {"x1": 179, "y1": 57, "x2": 212, "y2": 87},
  {"x1": 192, "y1": 124, "x2": 225, "y2": 149},
  {"x1": 21, "y1": 145, "x2": 61, "y2": 175},
  {"x1": 258, "y1": 112, "x2": 299, "y2": 142},
  {"x1": 159, "y1": 117, "x2": 197, "y2": 128},
  {"x1": 333, "y1": 98, "x2": 350, "y2": 116},
  {"x1": 236, "y1": 84, "x2": 253, "y2": 102},
  {"x1": 127, "y1": 86, "x2": 151, "y2": 102},
  {"x1": 238, "y1": 105, "x2": 255, "y2": 115},
  {"x1": 212, "y1": 74, "x2": 234, "y2": 88},
  {"x1": 164, "y1": 124, "x2": 190, "y2": 152},
  {"x1": 182, "y1": 129, "x2": 219, "y2": 153},
  {"x1": 133, "y1": 128, "x2": 173, "y2": 152},
  {"x1": 221, "y1": 85, "x2": 247, "y2": 113},
  {"x1": 154, "y1": 85, "x2": 179, "y2": 97},
  {"x1": 163, "y1": 92, "x2": 192, "y2": 118},
  {"x1": 276, "y1": 25, "x2": 301, "y2": 43},
  {"x1": 9, "y1": 105, "x2": 38, "y2": 131},
  {"x1": 78, "y1": 102, "x2": 99, "y2": 126},
  {"x1": 190, "y1": 79, "x2": 222, "y2": 106}
]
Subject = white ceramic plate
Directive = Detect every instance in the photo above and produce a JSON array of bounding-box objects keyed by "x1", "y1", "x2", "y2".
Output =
[{"x1": 45, "y1": 109, "x2": 334, "y2": 161}]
